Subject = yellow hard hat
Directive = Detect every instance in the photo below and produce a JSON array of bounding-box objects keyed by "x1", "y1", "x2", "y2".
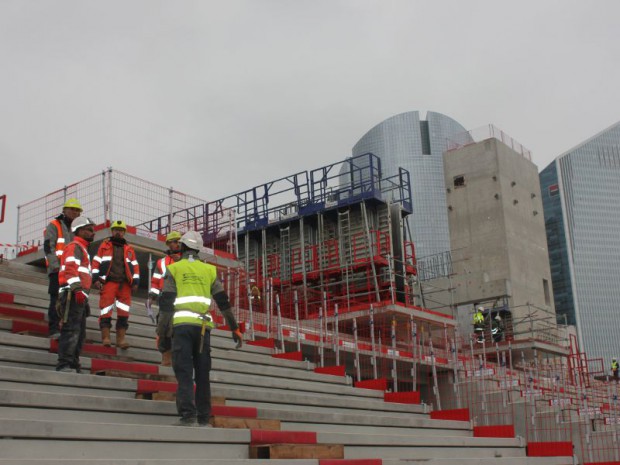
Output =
[
  {"x1": 111, "y1": 220, "x2": 127, "y2": 231},
  {"x1": 63, "y1": 198, "x2": 83, "y2": 211},
  {"x1": 166, "y1": 231, "x2": 182, "y2": 243}
]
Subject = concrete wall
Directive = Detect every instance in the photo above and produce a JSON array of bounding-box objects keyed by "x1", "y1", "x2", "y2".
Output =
[{"x1": 443, "y1": 138, "x2": 556, "y2": 335}]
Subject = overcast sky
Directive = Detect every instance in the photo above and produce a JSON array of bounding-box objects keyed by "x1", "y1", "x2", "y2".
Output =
[{"x1": 1, "y1": 0, "x2": 619, "y2": 242}]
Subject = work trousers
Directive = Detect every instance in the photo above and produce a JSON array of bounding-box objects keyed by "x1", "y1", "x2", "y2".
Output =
[
  {"x1": 47, "y1": 272, "x2": 60, "y2": 335},
  {"x1": 156, "y1": 310, "x2": 174, "y2": 353},
  {"x1": 56, "y1": 292, "x2": 88, "y2": 372},
  {"x1": 99, "y1": 281, "x2": 132, "y2": 320},
  {"x1": 172, "y1": 325, "x2": 211, "y2": 423}
]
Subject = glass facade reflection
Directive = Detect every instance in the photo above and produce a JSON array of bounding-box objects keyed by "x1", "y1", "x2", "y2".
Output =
[
  {"x1": 540, "y1": 121, "x2": 620, "y2": 364},
  {"x1": 352, "y1": 111, "x2": 468, "y2": 259}
]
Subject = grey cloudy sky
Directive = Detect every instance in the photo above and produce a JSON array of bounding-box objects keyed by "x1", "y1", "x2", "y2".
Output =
[{"x1": 1, "y1": 0, "x2": 619, "y2": 242}]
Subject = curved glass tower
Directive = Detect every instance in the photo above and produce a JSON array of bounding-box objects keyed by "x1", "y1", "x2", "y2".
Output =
[{"x1": 352, "y1": 111, "x2": 469, "y2": 259}]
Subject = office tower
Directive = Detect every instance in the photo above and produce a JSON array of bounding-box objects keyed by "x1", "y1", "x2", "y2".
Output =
[
  {"x1": 540, "y1": 121, "x2": 620, "y2": 364},
  {"x1": 352, "y1": 111, "x2": 469, "y2": 262}
]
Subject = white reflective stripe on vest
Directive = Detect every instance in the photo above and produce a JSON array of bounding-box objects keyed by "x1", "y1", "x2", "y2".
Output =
[
  {"x1": 174, "y1": 296, "x2": 212, "y2": 306},
  {"x1": 174, "y1": 310, "x2": 212, "y2": 321}
]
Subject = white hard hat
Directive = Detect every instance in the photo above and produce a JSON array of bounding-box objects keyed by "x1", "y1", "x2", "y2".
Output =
[
  {"x1": 476, "y1": 306, "x2": 484, "y2": 312},
  {"x1": 180, "y1": 230, "x2": 204, "y2": 251},
  {"x1": 250, "y1": 278, "x2": 256, "y2": 283},
  {"x1": 71, "y1": 216, "x2": 95, "y2": 233}
]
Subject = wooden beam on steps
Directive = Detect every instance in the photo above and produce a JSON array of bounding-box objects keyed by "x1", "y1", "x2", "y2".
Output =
[
  {"x1": 249, "y1": 444, "x2": 344, "y2": 459},
  {"x1": 212, "y1": 417, "x2": 280, "y2": 430}
]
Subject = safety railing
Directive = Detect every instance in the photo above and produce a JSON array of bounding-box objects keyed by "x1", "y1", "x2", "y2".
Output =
[
  {"x1": 14, "y1": 168, "x2": 240, "y2": 252},
  {"x1": 446, "y1": 124, "x2": 532, "y2": 161}
]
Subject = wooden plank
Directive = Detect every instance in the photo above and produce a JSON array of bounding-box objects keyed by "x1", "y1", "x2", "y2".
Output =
[
  {"x1": 212, "y1": 417, "x2": 280, "y2": 430},
  {"x1": 95, "y1": 369, "x2": 176, "y2": 382},
  {"x1": 249, "y1": 444, "x2": 343, "y2": 459}
]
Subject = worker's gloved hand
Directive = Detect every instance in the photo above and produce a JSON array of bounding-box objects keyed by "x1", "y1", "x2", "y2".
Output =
[
  {"x1": 232, "y1": 329, "x2": 243, "y2": 349},
  {"x1": 74, "y1": 290, "x2": 88, "y2": 305}
]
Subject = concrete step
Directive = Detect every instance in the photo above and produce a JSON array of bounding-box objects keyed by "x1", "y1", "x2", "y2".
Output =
[
  {"x1": 0, "y1": 418, "x2": 526, "y2": 461},
  {"x1": 0, "y1": 345, "x2": 396, "y2": 414},
  {"x1": 0, "y1": 419, "x2": 250, "y2": 460},
  {"x1": 0, "y1": 460, "x2": 575, "y2": 465}
]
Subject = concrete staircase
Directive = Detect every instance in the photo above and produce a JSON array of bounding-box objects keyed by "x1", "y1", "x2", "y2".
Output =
[{"x1": 0, "y1": 260, "x2": 574, "y2": 464}]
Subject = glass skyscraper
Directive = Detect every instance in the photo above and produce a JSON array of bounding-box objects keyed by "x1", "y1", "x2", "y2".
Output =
[
  {"x1": 352, "y1": 111, "x2": 469, "y2": 260},
  {"x1": 540, "y1": 121, "x2": 620, "y2": 365}
]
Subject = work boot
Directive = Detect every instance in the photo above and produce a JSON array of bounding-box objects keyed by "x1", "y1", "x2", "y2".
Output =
[
  {"x1": 161, "y1": 350, "x2": 172, "y2": 367},
  {"x1": 116, "y1": 327, "x2": 130, "y2": 350},
  {"x1": 101, "y1": 327, "x2": 111, "y2": 347}
]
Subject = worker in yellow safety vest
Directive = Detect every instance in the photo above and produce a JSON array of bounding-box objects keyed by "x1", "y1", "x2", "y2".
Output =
[
  {"x1": 473, "y1": 306, "x2": 485, "y2": 342},
  {"x1": 612, "y1": 358, "x2": 619, "y2": 380},
  {"x1": 160, "y1": 230, "x2": 243, "y2": 427}
]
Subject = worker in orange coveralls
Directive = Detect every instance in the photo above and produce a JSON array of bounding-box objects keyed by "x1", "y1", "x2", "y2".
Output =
[{"x1": 92, "y1": 220, "x2": 140, "y2": 349}]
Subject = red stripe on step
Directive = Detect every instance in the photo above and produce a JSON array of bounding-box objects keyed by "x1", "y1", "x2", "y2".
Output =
[
  {"x1": 50, "y1": 339, "x2": 117, "y2": 356},
  {"x1": 430, "y1": 408, "x2": 470, "y2": 421},
  {"x1": 273, "y1": 351, "x2": 303, "y2": 361},
  {"x1": 212, "y1": 405, "x2": 257, "y2": 418},
  {"x1": 250, "y1": 430, "x2": 317, "y2": 445},
  {"x1": 473, "y1": 425, "x2": 515, "y2": 438},
  {"x1": 527, "y1": 442, "x2": 573, "y2": 457},
  {"x1": 354, "y1": 378, "x2": 387, "y2": 391},
  {"x1": 136, "y1": 379, "x2": 177, "y2": 394},
  {"x1": 11, "y1": 320, "x2": 48, "y2": 335},
  {"x1": 320, "y1": 460, "x2": 382, "y2": 465},
  {"x1": 0, "y1": 306, "x2": 44, "y2": 320},
  {"x1": 314, "y1": 365, "x2": 346, "y2": 377},
  {"x1": 0, "y1": 293, "x2": 15, "y2": 304},
  {"x1": 90, "y1": 358, "x2": 158, "y2": 374},
  {"x1": 247, "y1": 338, "x2": 275, "y2": 348},
  {"x1": 384, "y1": 391, "x2": 420, "y2": 404}
]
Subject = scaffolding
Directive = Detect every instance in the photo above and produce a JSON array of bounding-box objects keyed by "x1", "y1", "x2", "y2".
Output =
[{"x1": 8, "y1": 155, "x2": 620, "y2": 464}]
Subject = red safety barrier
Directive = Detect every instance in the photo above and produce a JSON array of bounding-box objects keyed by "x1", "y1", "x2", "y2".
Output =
[
  {"x1": 0, "y1": 306, "x2": 45, "y2": 321},
  {"x1": 527, "y1": 442, "x2": 573, "y2": 457},
  {"x1": 354, "y1": 378, "x2": 387, "y2": 391},
  {"x1": 248, "y1": 338, "x2": 276, "y2": 348},
  {"x1": 50, "y1": 339, "x2": 116, "y2": 356},
  {"x1": 473, "y1": 425, "x2": 515, "y2": 438},
  {"x1": 90, "y1": 359, "x2": 159, "y2": 375},
  {"x1": 0, "y1": 293, "x2": 14, "y2": 304},
  {"x1": 384, "y1": 391, "x2": 420, "y2": 404},
  {"x1": 273, "y1": 351, "x2": 303, "y2": 361},
  {"x1": 11, "y1": 320, "x2": 47, "y2": 336},
  {"x1": 430, "y1": 408, "x2": 470, "y2": 421},
  {"x1": 315, "y1": 365, "x2": 346, "y2": 377}
]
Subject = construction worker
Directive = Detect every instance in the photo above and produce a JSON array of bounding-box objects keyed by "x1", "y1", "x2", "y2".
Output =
[
  {"x1": 249, "y1": 278, "x2": 261, "y2": 307},
  {"x1": 44, "y1": 198, "x2": 82, "y2": 339},
  {"x1": 612, "y1": 358, "x2": 619, "y2": 380},
  {"x1": 148, "y1": 231, "x2": 182, "y2": 366},
  {"x1": 160, "y1": 230, "x2": 243, "y2": 427},
  {"x1": 473, "y1": 306, "x2": 485, "y2": 342},
  {"x1": 55, "y1": 216, "x2": 95, "y2": 373},
  {"x1": 92, "y1": 220, "x2": 140, "y2": 349}
]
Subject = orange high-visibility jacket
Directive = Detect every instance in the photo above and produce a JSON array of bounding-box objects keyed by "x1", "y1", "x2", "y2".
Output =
[
  {"x1": 59, "y1": 236, "x2": 93, "y2": 292},
  {"x1": 92, "y1": 238, "x2": 140, "y2": 287},
  {"x1": 43, "y1": 216, "x2": 73, "y2": 274},
  {"x1": 149, "y1": 255, "x2": 176, "y2": 297}
]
